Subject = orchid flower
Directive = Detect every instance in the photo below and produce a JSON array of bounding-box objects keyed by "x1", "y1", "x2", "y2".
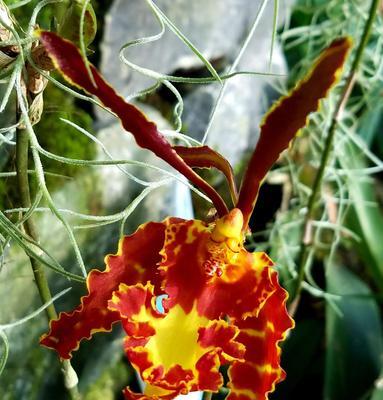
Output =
[{"x1": 38, "y1": 31, "x2": 351, "y2": 400}]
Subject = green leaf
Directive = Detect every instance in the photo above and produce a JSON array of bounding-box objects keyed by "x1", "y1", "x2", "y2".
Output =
[
  {"x1": 325, "y1": 263, "x2": 383, "y2": 400},
  {"x1": 59, "y1": 0, "x2": 97, "y2": 49},
  {"x1": 340, "y1": 140, "x2": 383, "y2": 291},
  {"x1": 371, "y1": 379, "x2": 383, "y2": 400},
  {"x1": 273, "y1": 319, "x2": 323, "y2": 398}
]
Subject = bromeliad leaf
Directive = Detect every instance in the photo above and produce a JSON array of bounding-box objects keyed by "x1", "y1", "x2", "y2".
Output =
[
  {"x1": 37, "y1": 31, "x2": 228, "y2": 216},
  {"x1": 237, "y1": 38, "x2": 352, "y2": 227},
  {"x1": 58, "y1": 0, "x2": 97, "y2": 49}
]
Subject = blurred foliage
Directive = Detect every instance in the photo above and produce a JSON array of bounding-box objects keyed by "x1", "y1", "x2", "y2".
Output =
[
  {"x1": 0, "y1": 82, "x2": 95, "y2": 211},
  {"x1": 264, "y1": 1, "x2": 383, "y2": 399}
]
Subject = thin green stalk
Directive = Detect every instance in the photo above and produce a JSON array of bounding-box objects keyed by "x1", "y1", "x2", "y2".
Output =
[
  {"x1": 289, "y1": 0, "x2": 380, "y2": 310},
  {"x1": 203, "y1": 392, "x2": 213, "y2": 400},
  {"x1": 16, "y1": 128, "x2": 81, "y2": 400}
]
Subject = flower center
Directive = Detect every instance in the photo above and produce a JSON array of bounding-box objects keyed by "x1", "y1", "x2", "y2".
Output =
[
  {"x1": 144, "y1": 304, "x2": 209, "y2": 371},
  {"x1": 204, "y1": 208, "x2": 244, "y2": 277}
]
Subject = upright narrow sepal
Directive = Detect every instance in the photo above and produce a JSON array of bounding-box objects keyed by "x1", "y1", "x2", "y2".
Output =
[{"x1": 237, "y1": 37, "x2": 352, "y2": 227}]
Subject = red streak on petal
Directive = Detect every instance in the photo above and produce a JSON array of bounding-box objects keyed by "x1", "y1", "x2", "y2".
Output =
[
  {"x1": 198, "y1": 321, "x2": 244, "y2": 362},
  {"x1": 161, "y1": 220, "x2": 209, "y2": 314},
  {"x1": 194, "y1": 352, "x2": 223, "y2": 392}
]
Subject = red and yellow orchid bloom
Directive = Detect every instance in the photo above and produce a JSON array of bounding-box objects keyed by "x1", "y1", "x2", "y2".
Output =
[{"x1": 38, "y1": 31, "x2": 351, "y2": 400}]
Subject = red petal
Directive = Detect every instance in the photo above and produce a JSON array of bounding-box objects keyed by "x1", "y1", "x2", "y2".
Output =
[
  {"x1": 237, "y1": 37, "x2": 352, "y2": 227},
  {"x1": 160, "y1": 219, "x2": 210, "y2": 314},
  {"x1": 38, "y1": 31, "x2": 228, "y2": 216},
  {"x1": 197, "y1": 253, "x2": 276, "y2": 321},
  {"x1": 174, "y1": 145, "x2": 238, "y2": 204},
  {"x1": 40, "y1": 221, "x2": 167, "y2": 359},
  {"x1": 194, "y1": 352, "x2": 223, "y2": 392},
  {"x1": 198, "y1": 320, "x2": 245, "y2": 362},
  {"x1": 160, "y1": 218, "x2": 276, "y2": 320},
  {"x1": 227, "y1": 271, "x2": 294, "y2": 400}
]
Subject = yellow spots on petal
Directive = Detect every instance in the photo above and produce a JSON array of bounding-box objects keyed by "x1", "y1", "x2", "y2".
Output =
[
  {"x1": 266, "y1": 321, "x2": 275, "y2": 333},
  {"x1": 144, "y1": 384, "x2": 173, "y2": 397},
  {"x1": 173, "y1": 244, "x2": 181, "y2": 256},
  {"x1": 240, "y1": 329, "x2": 266, "y2": 339},
  {"x1": 252, "y1": 252, "x2": 273, "y2": 271},
  {"x1": 186, "y1": 227, "x2": 198, "y2": 244},
  {"x1": 74, "y1": 322, "x2": 82, "y2": 330},
  {"x1": 256, "y1": 363, "x2": 280, "y2": 376},
  {"x1": 133, "y1": 262, "x2": 145, "y2": 274},
  {"x1": 228, "y1": 388, "x2": 258, "y2": 400},
  {"x1": 145, "y1": 304, "x2": 209, "y2": 372}
]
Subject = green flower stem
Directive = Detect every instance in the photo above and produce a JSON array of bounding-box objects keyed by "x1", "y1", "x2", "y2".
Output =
[
  {"x1": 16, "y1": 128, "x2": 81, "y2": 400},
  {"x1": 203, "y1": 392, "x2": 213, "y2": 400},
  {"x1": 289, "y1": 0, "x2": 380, "y2": 310}
]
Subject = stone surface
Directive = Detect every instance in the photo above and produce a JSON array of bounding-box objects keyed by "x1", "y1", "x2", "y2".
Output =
[
  {"x1": 100, "y1": 0, "x2": 292, "y2": 165},
  {"x1": 101, "y1": 0, "x2": 261, "y2": 96}
]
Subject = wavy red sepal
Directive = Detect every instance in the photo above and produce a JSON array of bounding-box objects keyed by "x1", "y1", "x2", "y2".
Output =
[
  {"x1": 198, "y1": 321, "x2": 245, "y2": 362},
  {"x1": 37, "y1": 31, "x2": 228, "y2": 216},
  {"x1": 237, "y1": 37, "x2": 352, "y2": 227},
  {"x1": 174, "y1": 145, "x2": 238, "y2": 204}
]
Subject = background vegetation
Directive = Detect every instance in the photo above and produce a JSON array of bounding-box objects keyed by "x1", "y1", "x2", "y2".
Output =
[{"x1": 0, "y1": 1, "x2": 382, "y2": 399}]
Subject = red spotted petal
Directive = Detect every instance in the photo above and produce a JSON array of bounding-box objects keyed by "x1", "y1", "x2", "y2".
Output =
[
  {"x1": 41, "y1": 209, "x2": 293, "y2": 399},
  {"x1": 40, "y1": 221, "x2": 167, "y2": 359},
  {"x1": 109, "y1": 282, "x2": 196, "y2": 394},
  {"x1": 38, "y1": 31, "x2": 228, "y2": 216},
  {"x1": 160, "y1": 217, "x2": 276, "y2": 320},
  {"x1": 237, "y1": 37, "x2": 352, "y2": 227},
  {"x1": 198, "y1": 321, "x2": 245, "y2": 362},
  {"x1": 174, "y1": 145, "x2": 238, "y2": 204},
  {"x1": 194, "y1": 352, "x2": 223, "y2": 392},
  {"x1": 227, "y1": 271, "x2": 294, "y2": 400}
]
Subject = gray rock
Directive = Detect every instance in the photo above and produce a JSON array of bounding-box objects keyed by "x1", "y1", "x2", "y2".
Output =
[
  {"x1": 183, "y1": 37, "x2": 287, "y2": 166},
  {"x1": 99, "y1": 0, "x2": 293, "y2": 165},
  {"x1": 101, "y1": 0, "x2": 262, "y2": 97}
]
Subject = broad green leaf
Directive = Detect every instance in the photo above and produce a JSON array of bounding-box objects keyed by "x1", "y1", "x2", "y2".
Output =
[
  {"x1": 325, "y1": 263, "x2": 383, "y2": 400},
  {"x1": 340, "y1": 140, "x2": 383, "y2": 291},
  {"x1": 272, "y1": 319, "x2": 323, "y2": 398},
  {"x1": 371, "y1": 378, "x2": 383, "y2": 400}
]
